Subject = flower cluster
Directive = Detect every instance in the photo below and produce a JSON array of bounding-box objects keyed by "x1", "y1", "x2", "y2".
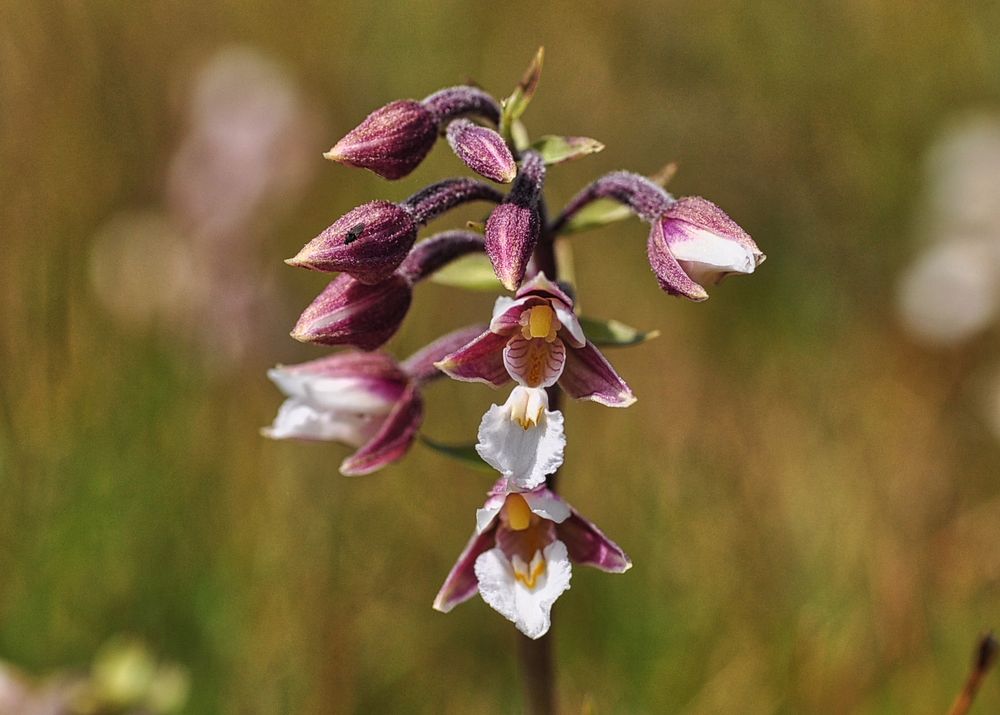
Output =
[{"x1": 266, "y1": 50, "x2": 764, "y2": 639}]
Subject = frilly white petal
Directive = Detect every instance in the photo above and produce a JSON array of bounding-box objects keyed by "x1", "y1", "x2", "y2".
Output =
[
  {"x1": 475, "y1": 388, "x2": 565, "y2": 491},
  {"x1": 474, "y1": 541, "x2": 572, "y2": 639},
  {"x1": 475, "y1": 492, "x2": 508, "y2": 534}
]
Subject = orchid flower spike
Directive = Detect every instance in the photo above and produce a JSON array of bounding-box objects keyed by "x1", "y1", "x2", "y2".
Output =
[
  {"x1": 433, "y1": 483, "x2": 631, "y2": 639},
  {"x1": 436, "y1": 273, "x2": 635, "y2": 406},
  {"x1": 648, "y1": 196, "x2": 765, "y2": 301},
  {"x1": 265, "y1": 325, "x2": 485, "y2": 475}
]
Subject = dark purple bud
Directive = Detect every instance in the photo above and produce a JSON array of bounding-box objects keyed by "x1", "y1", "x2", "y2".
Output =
[
  {"x1": 397, "y1": 230, "x2": 486, "y2": 283},
  {"x1": 325, "y1": 100, "x2": 437, "y2": 180},
  {"x1": 484, "y1": 151, "x2": 545, "y2": 290},
  {"x1": 446, "y1": 119, "x2": 516, "y2": 183},
  {"x1": 291, "y1": 273, "x2": 411, "y2": 350},
  {"x1": 422, "y1": 86, "x2": 502, "y2": 125},
  {"x1": 286, "y1": 201, "x2": 418, "y2": 284}
]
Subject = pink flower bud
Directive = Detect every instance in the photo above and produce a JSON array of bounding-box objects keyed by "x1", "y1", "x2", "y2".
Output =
[
  {"x1": 446, "y1": 119, "x2": 516, "y2": 184},
  {"x1": 324, "y1": 100, "x2": 437, "y2": 180},
  {"x1": 286, "y1": 201, "x2": 417, "y2": 284},
  {"x1": 485, "y1": 203, "x2": 539, "y2": 291},
  {"x1": 291, "y1": 273, "x2": 411, "y2": 350}
]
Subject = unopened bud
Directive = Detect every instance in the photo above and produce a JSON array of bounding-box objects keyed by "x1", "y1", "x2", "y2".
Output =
[
  {"x1": 484, "y1": 151, "x2": 545, "y2": 290},
  {"x1": 291, "y1": 273, "x2": 412, "y2": 350},
  {"x1": 446, "y1": 119, "x2": 516, "y2": 183},
  {"x1": 287, "y1": 201, "x2": 417, "y2": 284},
  {"x1": 325, "y1": 100, "x2": 437, "y2": 180}
]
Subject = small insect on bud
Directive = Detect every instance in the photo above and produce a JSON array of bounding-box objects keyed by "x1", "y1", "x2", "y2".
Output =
[
  {"x1": 446, "y1": 119, "x2": 517, "y2": 184},
  {"x1": 286, "y1": 201, "x2": 418, "y2": 285},
  {"x1": 325, "y1": 100, "x2": 438, "y2": 180}
]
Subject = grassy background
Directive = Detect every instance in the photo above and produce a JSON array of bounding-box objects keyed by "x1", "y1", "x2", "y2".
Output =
[{"x1": 2, "y1": 0, "x2": 1000, "y2": 712}]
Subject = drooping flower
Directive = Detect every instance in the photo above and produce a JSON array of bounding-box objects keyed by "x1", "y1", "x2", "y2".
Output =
[
  {"x1": 265, "y1": 325, "x2": 484, "y2": 475},
  {"x1": 648, "y1": 196, "x2": 765, "y2": 301},
  {"x1": 433, "y1": 483, "x2": 631, "y2": 639},
  {"x1": 435, "y1": 273, "x2": 635, "y2": 406}
]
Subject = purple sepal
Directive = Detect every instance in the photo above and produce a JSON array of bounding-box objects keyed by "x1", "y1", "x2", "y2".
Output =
[
  {"x1": 291, "y1": 273, "x2": 411, "y2": 351},
  {"x1": 287, "y1": 201, "x2": 417, "y2": 284},
  {"x1": 340, "y1": 383, "x2": 423, "y2": 475},
  {"x1": 434, "y1": 330, "x2": 511, "y2": 387},
  {"x1": 558, "y1": 509, "x2": 632, "y2": 573},
  {"x1": 432, "y1": 527, "x2": 497, "y2": 613},
  {"x1": 446, "y1": 119, "x2": 517, "y2": 184},
  {"x1": 485, "y1": 204, "x2": 539, "y2": 292},
  {"x1": 647, "y1": 220, "x2": 708, "y2": 301},
  {"x1": 279, "y1": 350, "x2": 407, "y2": 385},
  {"x1": 397, "y1": 231, "x2": 485, "y2": 284},
  {"x1": 559, "y1": 341, "x2": 636, "y2": 407},
  {"x1": 325, "y1": 100, "x2": 438, "y2": 180},
  {"x1": 401, "y1": 324, "x2": 489, "y2": 384}
]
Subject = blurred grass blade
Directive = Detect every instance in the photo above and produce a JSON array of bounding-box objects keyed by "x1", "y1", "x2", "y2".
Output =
[
  {"x1": 419, "y1": 435, "x2": 493, "y2": 472},
  {"x1": 530, "y1": 135, "x2": 604, "y2": 165},
  {"x1": 429, "y1": 253, "x2": 502, "y2": 292},
  {"x1": 579, "y1": 315, "x2": 659, "y2": 347}
]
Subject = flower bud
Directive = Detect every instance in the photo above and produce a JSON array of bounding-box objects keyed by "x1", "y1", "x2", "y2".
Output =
[
  {"x1": 291, "y1": 273, "x2": 411, "y2": 350},
  {"x1": 324, "y1": 100, "x2": 437, "y2": 180},
  {"x1": 647, "y1": 196, "x2": 764, "y2": 301},
  {"x1": 286, "y1": 201, "x2": 417, "y2": 284},
  {"x1": 484, "y1": 151, "x2": 545, "y2": 291},
  {"x1": 446, "y1": 119, "x2": 516, "y2": 184}
]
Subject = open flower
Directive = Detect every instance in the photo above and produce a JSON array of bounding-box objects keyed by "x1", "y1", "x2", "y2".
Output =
[
  {"x1": 648, "y1": 196, "x2": 764, "y2": 301},
  {"x1": 265, "y1": 325, "x2": 483, "y2": 475},
  {"x1": 433, "y1": 483, "x2": 631, "y2": 639},
  {"x1": 435, "y1": 273, "x2": 635, "y2": 406}
]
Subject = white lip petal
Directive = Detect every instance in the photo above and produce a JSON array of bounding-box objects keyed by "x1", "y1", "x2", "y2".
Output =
[
  {"x1": 474, "y1": 541, "x2": 572, "y2": 640},
  {"x1": 475, "y1": 388, "x2": 565, "y2": 491},
  {"x1": 262, "y1": 397, "x2": 379, "y2": 445},
  {"x1": 668, "y1": 226, "x2": 758, "y2": 283}
]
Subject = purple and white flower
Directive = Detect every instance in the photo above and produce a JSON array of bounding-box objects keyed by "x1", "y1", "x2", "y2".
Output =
[
  {"x1": 265, "y1": 325, "x2": 484, "y2": 475},
  {"x1": 433, "y1": 483, "x2": 631, "y2": 639},
  {"x1": 435, "y1": 273, "x2": 635, "y2": 406},
  {"x1": 648, "y1": 197, "x2": 765, "y2": 301}
]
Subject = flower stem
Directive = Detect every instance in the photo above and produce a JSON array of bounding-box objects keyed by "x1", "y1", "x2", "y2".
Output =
[{"x1": 516, "y1": 205, "x2": 559, "y2": 715}]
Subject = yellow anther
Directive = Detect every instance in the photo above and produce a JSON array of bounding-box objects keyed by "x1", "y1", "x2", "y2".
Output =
[
  {"x1": 521, "y1": 305, "x2": 557, "y2": 342},
  {"x1": 505, "y1": 493, "x2": 532, "y2": 531}
]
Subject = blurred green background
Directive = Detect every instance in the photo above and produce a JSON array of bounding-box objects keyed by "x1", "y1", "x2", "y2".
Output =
[{"x1": 2, "y1": 1, "x2": 1000, "y2": 713}]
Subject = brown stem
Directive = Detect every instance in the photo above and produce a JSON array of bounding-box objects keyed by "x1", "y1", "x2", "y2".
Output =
[
  {"x1": 515, "y1": 205, "x2": 560, "y2": 715},
  {"x1": 947, "y1": 632, "x2": 997, "y2": 715}
]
